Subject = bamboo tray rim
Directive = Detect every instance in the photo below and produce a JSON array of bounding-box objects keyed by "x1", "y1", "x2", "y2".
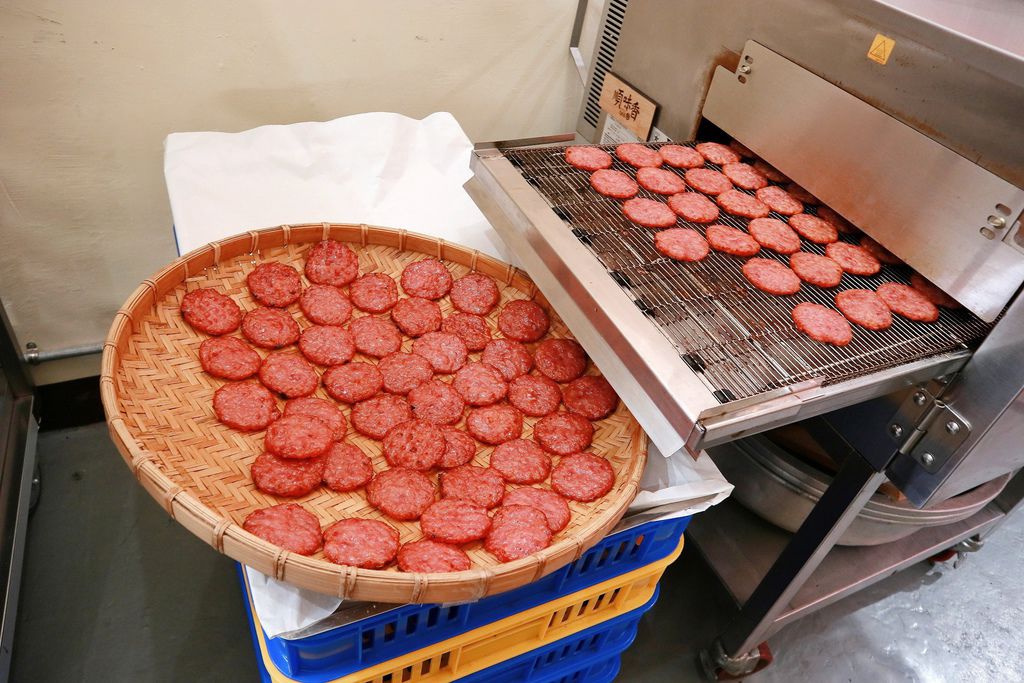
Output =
[{"x1": 101, "y1": 222, "x2": 648, "y2": 603}]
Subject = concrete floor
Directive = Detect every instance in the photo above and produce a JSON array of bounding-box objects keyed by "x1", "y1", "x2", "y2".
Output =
[{"x1": 12, "y1": 422, "x2": 1024, "y2": 682}]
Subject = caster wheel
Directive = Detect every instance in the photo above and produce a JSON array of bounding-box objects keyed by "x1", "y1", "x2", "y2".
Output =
[{"x1": 699, "y1": 641, "x2": 774, "y2": 680}]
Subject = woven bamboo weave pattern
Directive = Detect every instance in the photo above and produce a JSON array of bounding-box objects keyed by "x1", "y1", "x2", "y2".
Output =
[{"x1": 102, "y1": 224, "x2": 646, "y2": 602}]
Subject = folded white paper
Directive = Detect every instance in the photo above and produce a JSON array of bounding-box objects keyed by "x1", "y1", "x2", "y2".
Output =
[{"x1": 163, "y1": 111, "x2": 732, "y2": 638}]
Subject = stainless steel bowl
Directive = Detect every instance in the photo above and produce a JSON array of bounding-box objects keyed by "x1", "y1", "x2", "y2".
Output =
[{"x1": 709, "y1": 435, "x2": 1009, "y2": 546}]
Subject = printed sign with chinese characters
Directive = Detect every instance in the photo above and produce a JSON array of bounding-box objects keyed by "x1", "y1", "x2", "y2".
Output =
[{"x1": 597, "y1": 73, "x2": 656, "y2": 141}]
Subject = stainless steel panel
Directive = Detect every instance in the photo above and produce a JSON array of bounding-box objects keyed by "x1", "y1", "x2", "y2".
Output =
[
  {"x1": 887, "y1": 293, "x2": 1024, "y2": 505},
  {"x1": 702, "y1": 41, "x2": 1024, "y2": 322},
  {"x1": 688, "y1": 498, "x2": 1005, "y2": 634},
  {"x1": 610, "y1": 0, "x2": 1024, "y2": 187}
]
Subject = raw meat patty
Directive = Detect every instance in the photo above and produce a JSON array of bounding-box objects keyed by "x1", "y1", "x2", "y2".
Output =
[
  {"x1": 199, "y1": 336, "x2": 261, "y2": 380},
  {"x1": 667, "y1": 192, "x2": 720, "y2": 223},
  {"x1": 859, "y1": 236, "x2": 902, "y2": 265},
  {"x1": 562, "y1": 375, "x2": 618, "y2": 420},
  {"x1": 441, "y1": 313, "x2": 491, "y2": 351},
  {"x1": 383, "y1": 419, "x2": 445, "y2": 470},
  {"x1": 259, "y1": 352, "x2": 319, "y2": 398},
  {"x1": 503, "y1": 487, "x2": 571, "y2": 533},
  {"x1": 498, "y1": 300, "x2": 550, "y2": 343},
  {"x1": 729, "y1": 140, "x2": 754, "y2": 158},
  {"x1": 565, "y1": 145, "x2": 613, "y2": 171},
  {"x1": 213, "y1": 382, "x2": 280, "y2": 431},
  {"x1": 508, "y1": 375, "x2": 562, "y2": 417},
  {"x1": 722, "y1": 163, "x2": 768, "y2": 190},
  {"x1": 367, "y1": 468, "x2": 435, "y2": 521},
  {"x1": 453, "y1": 363, "x2": 508, "y2": 406},
  {"x1": 788, "y1": 214, "x2": 838, "y2": 244},
  {"x1": 481, "y1": 339, "x2": 534, "y2": 380},
  {"x1": 836, "y1": 289, "x2": 893, "y2": 331},
  {"x1": 485, "y1": 505, "x2": 553, "y2": 562},
  {"x1": 589, "y1": 169, "x2": 639, "y2": 199},
  {"x1": 551, "y1": 452, "x2": 615, "y2": 502},
  {"x1": 490, "y1": 439, "x2": 552, "y2": 484},
  {"x1": 623, "y1": 198, "x2": 677, "y2": 228},
  {"x1": 910, "y1": 274, "x2": 960, "y2": 309},
  {"x1": 300, "y1": 285, "x2": 353, "y2": 326},
  {"x1": 742, "y1": 258, "x2": 801, "y2": 295},
  {"x1": 450, "y1": 273, "x2": 500, "y2": 316},
  {"x1": 400, "y1": 258, "x2": 453, "y2": 300},
  {"x1": 420, "y1": 499, "x2": 492, "y2": 544},
  {"x1": 441, "y1": 465, "x2": 506, "y2": 509},
  {"x1": 305, "y1": 240, "x2": 359, "y2": 287},
  {"x1": 752, "y1": 160, "x2": 790, "y2": 183},
  {"x1": 717, "y1": 190, "x2": 771, "y2": 219},
  {"x1": 637, "y1": 167, "x2": 686, "y2": 195},
  {"x1": 351, "y1": 394, "x2": 413, "y2": 439},
  {"x1": 695, "y1": 142, "x2": 740, "y2": 165},
  {"x1": 349, "y1": 315, "x2": 402, "y2": 358},
  {"x1": 412, "y1": 332, "x2": 469, "y2": 374},
  {"x1": 391, "y1": 297, "x2": 442, "y2": 337},
  {"x1": 378, "y1": 352, "x2": 433, "y2": 395},
  {"x1": 756, "y1": 186, "x2": 803, "y2": 216},
  {"x1": 877, "y1": 283, "x2": 940, "y2": 323},
  {"x1": 247, "y1": 262, "x2": 302, "y2": 308},
  {"x1": 284, "y1": 396, "x2": 346, "y2": 441},
  {"x1": 789, "y1": 252, "x2": 843, "y2": 288},
  {"x1": 684, "y1": 168, "x2": 733, "y2": 195},
  {"x1": 466, "y1": 404, "x2": 524, "y2": 445},
  {"x1": 398, "y1": 540, "x2": 471, "y2": 573},
  {"x1": 299, "y1": 325, "x2": 355, "y2": 366},
  {"x1": 787, "y1": 184, "x2": 818, "y2": 204},
  {"x1": 265, "y1": 414, "x2": 333, "y2": 459},
  {"x1": 534, "y1": 339, "x2": 587, "y2": 382},
  {"x1": 323, "y1": 519, "x2": 399, "y2": 569},
  {"x1": 792, "y1": 302, "x2": 853, "y2": 346},
  {"x1": 322, "y1": 362, "x2": 384, "y2": 404},
  {"x1": 616, "y1": 143, "x2": 662, "y2": 168},
  {"x1": 350, "y1": 273, "x2": 399, "y2": 314},
  {"x1": 243, "y1": 503, "x2": 322, "y2": 555},
  {"x1": 817, "y1": 206, "x2": 857, "y2": 234},
  {"x1": 322, "y1": 442, "x2": 374, "y2": 492},
  {"x1": 408, "y1": 379, "x2": 466, "y2": 425},
  {"x1": 251, "y1": 453, "x2": 325, "y2": 498},
  {"x1": 180, "y1": 288, "x2": 242, "y2": 336},
  {"x1": 748, "y1": 218, "x2": 800, "y2": 255},
  {"x1": 659, "y1": 144, "x2": 704, "y2": 169},
  {"x1": 706, "y1": 224, "x2": 760, "y2": 257},
  {"x1": 438, "y1": 427, "x2": 476, "y2": 469},
  {"x1": 825, "y1": 243, "x2": 881, "y2": 276},
  {"x1": 533, "y1": 412, "x2": 594, "y2": 456},
  {"x1": 654, "y1": 228, "x2": 710, "y2": 262},
  {"x1": 242, "y1": 307, "x2": 300, "y2": 349}
]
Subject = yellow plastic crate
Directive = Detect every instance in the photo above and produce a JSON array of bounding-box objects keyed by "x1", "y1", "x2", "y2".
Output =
[{"x1": 244, "y1": 535, "x2": 684, "y2": 683}]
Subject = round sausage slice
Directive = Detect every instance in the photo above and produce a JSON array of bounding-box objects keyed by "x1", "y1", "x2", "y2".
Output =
[
  {"x1": 243, "y1": 503, "x2": 322, "y2": 555},
  {"x1": 180, "y1": 288, "x2": 242, "y2": 336},
  {"x1": 667, "y1": 192, "x2": 720, "y2": 223},
  {"x1": 284, "y1": 396, "x2": 346, "y2": 441},
  {"x1": 265, "y1": 414, "x2": 333, "y2": 459},
  {"x1": 242, "y1": 307, "x2": 300, "y2": 349},
  {"x1": 490, "y1": 439, "x2": 552, "y2": 484},
  {"x1": 590, "y1": 169, "x2": 639, "y2": 199},
  {"x1": 350, "y1": 395, "x2": 413, "y2": 440},
  {"x1": 534, "y1": 339, "x2": 587, "y2": 383},
  {"x1": 397, "y1": 541, "x2": 471, "y2": 573},
  {"x1": 400, "y1": 258, "x2": 453, "y2": 300},
  {"x1": 453, "y1": 363, "x2": 508, "y2": 406},
  {"x1": 349, "y1": 315, "x2": 402, "y2": 358},
  {"x1": 305, "y1": 240, "x2": 359, "y2": 287},
  {"x1": 466, "y1": 404, "x2": 523, "y2": 445},
  {"x1": 408, "y1": 379, "x2": 466, "y2": 425},
  {"x1": 420, "y1": 499, "x2": 492, "y2": 544},
  {"x1": 498, "y1": 300, "x2": 550, "y2": 343},
  {"x1": 695, "y1": 142, "x2": 739, "y2": 165},
  {"x1": 247, "y1": 262, "x2": 302, "y2": 308},
  {"x1": 259, "y1": 352, "x2": 319, "y2": 398},
  {"x1": 722, "y1": 163, "x2": 768, "y2": 190},
  {"x1": 616, "y1": 143, "x2": 662, "y2": 168},
  {"x1": 438, "y1": 427, "x2": 477, "y2": 469},
  {"x1": 659, "y1": 144, "x2": 704, "y2": 169},
  {"x1": 788, "y1": 214, "x2": 838, "y2": 244},
  {"x1": 742, "y1": 258, "x2": 801, "y2": 296},
  {"x1": 684, "y1": 168, "x2": 732, "y2": 195},
  {"x1": 562, "y1": 375, "x2": 618, "y2": 420},
  {"x1": 441, "y1": 313, "x2": 491, "y2": 351},
  {"x1": 481, "y1": 339, "x2": 533, "y2": 381},
  {"x1": 551, "y1": 452, "x2": 615, "y2": 502},
  {"x1": 322, "y1": 442, "x2": 374, "y2": 492},
  {"x1": 441, "y1": 465, "x2": 506, "y2": 509},
  {"x1": 706, "y1": 224, "x2": 760, "y2": 257},
  {"x1": 636, "y1": 167, "x2": 686, "y2": 195},
  {"x1": 367, "y1": 468, "x2": 435, "y2": 521},
  {"x1": 350, "y1": 273, "x2": 399, "y2": 314},
  {"x1": 825, "y1": 243, "x2": 881, "y2": 276},
  {"x1": 623, "y1": 198, "x2": 677, "y2": 228},
  {"x1": 391, "y1": 297, "x2": 443, "y2": 337},
  {"x1": 213, "y1": 382, "x2": 280, "y2": 431},
  {"x1": 300, "y1": 285, "x2": 353, "y2": 326},
  {"x1": 378, "y1": 352, "x2": 433, "y2": 395},
  {"x1": 565, "y1": 145, "x2": 613, "y2": 172},
  {"x1": 877, "y1": 283, "x2": 940, "y2": 323},
  {"x1": 485, "y1": 505, "x2": 552, "y2": 562},
  {"x1": 502, "y1": 487, "x2": 571, "y2": 532},
  {"x1": 508, "y1": 375, "x2": 562, "y2": 417},
  {"x1": 323, "y1": 519, "x2": 399, "y2": 569},
  {"x1": 199, "y1": 336, "x2": 261, "y2": 380},
  {"x1": 251, "y1": 453, "x2": 325, "y2": 498},
  {"x1": 835, "y1": 289, "x2": 893, "y2": 331},
  {"x1": 383, "y1": 419, "x2": 445, "y2": 470},
  {"x1": 792, "y1": 302, "x2": 853, "y2": 346},
  {"x1": 756, "y1": 186, "x2": 803, "y2": 216},
  {"x1": 789, "y1": 252, "x2": 843, "y2": 288},
  {"x1": 654, "y1": 228, "x2": 710, "y2": 262},
  {"x1": 299, "y1": 325, "x2": 355, "y2": 366},
  {"x1": 717, "y1": 190, "x2": 770, "y2": 219},
  {"x1": 322, "y1": 362, "x2": 383, "y2": 404},
  {"x1": 450, "y1": 273, "x2": 500, "y2": 315},
  {"x1": 749, "y1": 218, "x2": 801, "y2": 255},
  {"x1": 412, "y1": 332, "x2": 469, "y2": 374},
  {"x1": 534, "y1": 412, "x2": 594, "y2": 456}
]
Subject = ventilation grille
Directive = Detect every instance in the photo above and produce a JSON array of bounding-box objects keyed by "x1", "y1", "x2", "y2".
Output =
[{"x1": 583, "y1": 0, "x2": 630, "y2": 128}]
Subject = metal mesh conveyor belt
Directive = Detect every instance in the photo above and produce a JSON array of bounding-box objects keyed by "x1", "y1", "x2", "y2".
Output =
[{"x1": 502, "y1": 143, "x2": 993, "y2": 402}]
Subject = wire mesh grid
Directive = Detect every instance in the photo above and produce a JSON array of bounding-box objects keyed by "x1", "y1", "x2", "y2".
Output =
[{"x1": 502, "y1": 142, "x2": 993, "y2": 402}]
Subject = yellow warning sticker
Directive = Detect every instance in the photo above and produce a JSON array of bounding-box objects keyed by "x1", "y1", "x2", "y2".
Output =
[{"x1": 868, "y1": 33, "x2": 895, "y2": 65}]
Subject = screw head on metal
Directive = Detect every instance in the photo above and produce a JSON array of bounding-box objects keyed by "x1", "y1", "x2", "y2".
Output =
[
  {"x1": 988, "y1": 215, "x2": 1007, "y2": 229},
  {"x1": 945, "y1": 421, "x2": 961, "y2": 435},
  {"x1": 921, "y1": 452, "x2": 935, "y2": 466},
  {"x1": 913, "y1": 392, "x2": 927, "y2": 406},
  {"x1": 739, "y1": 64, "x2": 751, "y2": 74},
  {"x1": 889, "y1": 424, "x2": 904, "y2": 438}
]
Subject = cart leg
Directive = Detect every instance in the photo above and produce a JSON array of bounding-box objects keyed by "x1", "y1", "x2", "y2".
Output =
[{"x1": 700, "y1": 451, "x2": 889, "y2": 678}]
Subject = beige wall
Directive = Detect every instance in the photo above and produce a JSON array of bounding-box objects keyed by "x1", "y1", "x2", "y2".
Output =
[{"x1": 0, "y1": 0, "x2": 583, "y2": 384}]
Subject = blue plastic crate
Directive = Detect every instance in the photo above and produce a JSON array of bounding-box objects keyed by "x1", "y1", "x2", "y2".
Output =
[
  {"x1": 245, "y1": 583, "x2": 660, "y2": 683},
  {"x1": 244, "y1": 515, "x2": 688, "y2": 679}
]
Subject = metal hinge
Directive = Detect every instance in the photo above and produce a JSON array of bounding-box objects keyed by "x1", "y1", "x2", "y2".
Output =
[{"x1": 887, "y1": 384, "x2": 970, "y2": 473}]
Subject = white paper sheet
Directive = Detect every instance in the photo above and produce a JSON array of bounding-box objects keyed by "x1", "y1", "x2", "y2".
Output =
[{"x1": 164, "y1": 111, "x2": 732, "y2": 638}]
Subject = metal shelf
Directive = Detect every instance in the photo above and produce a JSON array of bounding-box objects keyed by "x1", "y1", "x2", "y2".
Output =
[{"x1": 687, "y1": 498, "x2": 1005, "y2": 634}]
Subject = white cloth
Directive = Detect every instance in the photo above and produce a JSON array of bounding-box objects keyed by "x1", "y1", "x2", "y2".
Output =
[{"x1": 163, "y1": 111, "x2": 731, "y2": 638}]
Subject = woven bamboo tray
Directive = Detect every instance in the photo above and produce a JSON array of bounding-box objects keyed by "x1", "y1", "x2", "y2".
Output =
[{"x1": 101, "y1": 223, "x2": 647, "y2": 603}]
